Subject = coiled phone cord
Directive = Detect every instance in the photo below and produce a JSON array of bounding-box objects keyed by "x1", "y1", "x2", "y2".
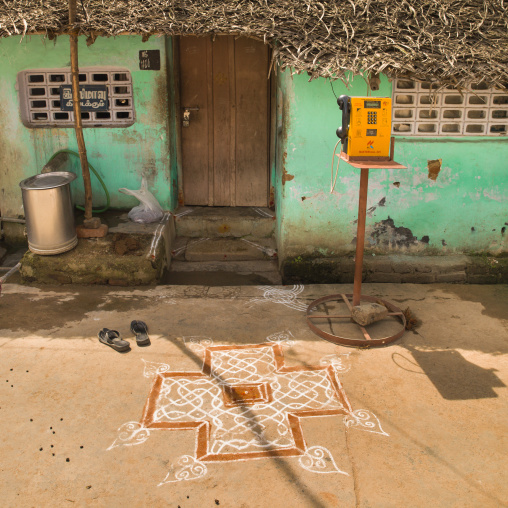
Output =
[{"x1": 330, "y1": 139, "x2": 342, "y2": 193}]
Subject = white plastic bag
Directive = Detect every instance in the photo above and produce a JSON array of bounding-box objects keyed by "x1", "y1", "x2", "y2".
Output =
[{"x1": 118, "y1": 177, "x2": 164, "y2": 224}]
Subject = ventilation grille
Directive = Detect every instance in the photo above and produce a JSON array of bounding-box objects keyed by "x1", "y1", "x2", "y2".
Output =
[
  {"x1": 18, "y1": 68, "x2": 135, "y2": 128},
  {"x1": 392, "y1": 80, "x2": 507, "y2": 137}
]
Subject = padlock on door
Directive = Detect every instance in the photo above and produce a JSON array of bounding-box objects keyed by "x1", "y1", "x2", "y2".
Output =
[{"x1": 182, "y1": 107, "x2": 199, "y2": 127}]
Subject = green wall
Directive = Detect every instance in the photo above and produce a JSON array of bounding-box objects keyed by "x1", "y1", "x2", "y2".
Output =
[
  {"x1": 1, "y1": 35, "x2": 506, "y2": 257},
  {"x1": 275, "y1": 71, "x2": 508, "y2": 259},
  {"x1": 0, "y1": 35, "x2": 175, "y2": 227}
]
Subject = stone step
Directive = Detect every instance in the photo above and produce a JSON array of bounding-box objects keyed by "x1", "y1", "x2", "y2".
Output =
[
  {"x1": 19, "y1": 213, "x2": 172, "y2": 286},
  {"x1": 165, "y1": 259, "x2": 282, "y2": 285},
  {"x1": 175, "y1": 237, "x2": 277, "y2": 262},
  {"x1": 174, "y1": 206, "x2": 275, "y2": 238}
]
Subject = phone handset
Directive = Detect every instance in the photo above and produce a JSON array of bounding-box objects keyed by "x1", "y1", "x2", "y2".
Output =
[
  {"x1": 331, "y1": 94, "x2": 350, "y2": 193},
  {"x1": 336, "y1": 95, "x2": 351, "y2": 150}
]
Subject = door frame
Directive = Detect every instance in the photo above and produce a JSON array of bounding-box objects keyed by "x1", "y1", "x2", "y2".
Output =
[{"x1": 172, "y1": 35, "x2": 276, "y2": 209}]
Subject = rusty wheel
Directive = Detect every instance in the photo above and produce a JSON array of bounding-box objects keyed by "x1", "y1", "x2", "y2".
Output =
[{"x1": 306, "y1": 293, "x2": 406, "y2": 347}]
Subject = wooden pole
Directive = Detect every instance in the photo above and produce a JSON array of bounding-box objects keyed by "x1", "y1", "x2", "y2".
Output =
[
  {"x1": 69, "y1": 0, "x2": 93, "y2": 221},
  {"x1": 352, "y1": 167, "x2": 369, "y2": 306}
]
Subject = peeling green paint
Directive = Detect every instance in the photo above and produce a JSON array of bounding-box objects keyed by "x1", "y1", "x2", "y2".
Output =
[
  {"x1": 275, "y1": 71, "x2": 508, "y2": 259},
  {"x1": 0, "y1": 35, "x2": 175, "y2": 226},
  {"x1": 2, "y1": 36, "x2": 506, "y2": 259}
]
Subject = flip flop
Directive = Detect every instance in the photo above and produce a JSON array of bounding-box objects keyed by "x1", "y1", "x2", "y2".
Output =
[
  {"x1": 131, "y1": 320, "x2": 150, "y2": 346},
  {"x1": 98, "y1": 328, "x2": 130, "y2": 352}
]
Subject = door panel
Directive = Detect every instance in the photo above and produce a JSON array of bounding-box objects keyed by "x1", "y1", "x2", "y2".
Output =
[
  {"x1": 235, "y1": 37, "x2": 269, "y2": 206},
  {"x1": 179, "y1": 37, "x2": 210, "y2": 206},
  {"x1": 212, "y1": 36, "x2": 233, "y2": 206},
  {"x1": 180, "y1": 36, "x2": 269, "y2": 207}
]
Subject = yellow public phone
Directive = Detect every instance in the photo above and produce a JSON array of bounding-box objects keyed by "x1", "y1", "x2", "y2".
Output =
[{"x1": 336, "y1": 95, "x2": 392, "y2": 161}]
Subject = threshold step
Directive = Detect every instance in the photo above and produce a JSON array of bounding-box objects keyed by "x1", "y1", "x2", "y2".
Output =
[
  {"x1": 170, "y1": 260, "x2": 280, "y2": 273},
  {"x1": 174, "y1": 237, "x2": 277, "y2": 262},
  {"x1": 174, "y1": 206, "x2": 275, "y2": 238},
  {"x1": 164, "y1": 260, "x2": 282, "y2": 285}
]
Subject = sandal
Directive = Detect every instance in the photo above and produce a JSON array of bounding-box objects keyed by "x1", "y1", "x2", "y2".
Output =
[
  {"x1": 130, "y1": 320, "x2": 150, "y2": 346},
  {"x1": 98, "y1": 328, "x2": 130, "y2": 352}
]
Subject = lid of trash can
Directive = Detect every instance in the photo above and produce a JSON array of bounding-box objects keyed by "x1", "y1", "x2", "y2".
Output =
[{"x1": 19, "y1": 171, "x2": 77, "y2": 190}]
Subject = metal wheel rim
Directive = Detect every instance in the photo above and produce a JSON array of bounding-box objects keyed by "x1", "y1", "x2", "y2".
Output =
[{"x1": 306, "y1": 293, "x2": 406, "y2": 347}]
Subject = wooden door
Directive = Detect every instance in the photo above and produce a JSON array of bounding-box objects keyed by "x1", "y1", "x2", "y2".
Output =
[{"x1": 179, "y1": 36, "x2": 270, "y2": 206}]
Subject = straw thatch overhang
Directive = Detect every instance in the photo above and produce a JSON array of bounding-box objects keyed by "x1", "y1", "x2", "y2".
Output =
[{"x1": 1, "y1": 1, "x2": 507, "y2": 90}]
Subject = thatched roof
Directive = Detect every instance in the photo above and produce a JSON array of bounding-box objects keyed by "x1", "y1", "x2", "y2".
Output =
[{"x1": 1, "y1": 1, "x2": 507, "y2": 90}]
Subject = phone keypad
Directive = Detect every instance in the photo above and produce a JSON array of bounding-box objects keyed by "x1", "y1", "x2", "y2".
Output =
[{"x1": 367, "y1": 111, "x2": 377, "y2": 124}]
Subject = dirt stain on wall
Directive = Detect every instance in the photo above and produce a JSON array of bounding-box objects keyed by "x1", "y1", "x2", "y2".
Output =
[
  {"x1": 427, "y1": 159, "x2": 442, "y2": 180},
  {"x1": 370, "y1": 217, "x2": 419, "y2": 248},
  {"x1": 281, "y1": 153, "x2": 294, "y2": 184},
  {"x1": 282, "y1": 167, "x2": 294, "y2": 184}
]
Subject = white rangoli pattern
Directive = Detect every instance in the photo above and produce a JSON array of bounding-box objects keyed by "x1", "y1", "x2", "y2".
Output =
[
  {"x1": 248, "y1": 285, "x2": 308, "y2": 312},
  {"x1": 109, "y1": 332, "x2": 388, "y2": 484},
  {"x1": 319, "y1": 353, "x2": 352, "y2": 373},
  {"x1": 266, "y1": 330, "x2": 295, "y2": 347},
  {"x1": 343, "y1": 409, "x2": 389, "y2": 436},
  {"x1": 142, "y1": 359, "x2": 171, "y2": 379},
  {"x1": 181, "y1": 336, "x2": 215, "y2": 358},
  {"x1": 107, "y1": 422, "x2": 150, "y2": 450},
  {"x1": 299, "y1": 446, "x2": 349, "y2": 475},
  {"x1": 158, "y1": 455, "x2": 208, "y2": 485}
]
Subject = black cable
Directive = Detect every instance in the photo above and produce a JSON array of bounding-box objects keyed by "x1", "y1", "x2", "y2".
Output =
[{"x1": 330, "y1": 79, "x2": 338, "y2": 99}]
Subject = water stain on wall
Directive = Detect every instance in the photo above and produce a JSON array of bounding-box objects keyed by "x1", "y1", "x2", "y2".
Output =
[
  {"x1": 368, "y1": 196, "x2": 386, "y2": 216},
  {"x1": 369, "y1": 217, "x2": 419, "y2": 249},
  {"x1": 352, "y1": 197, "x2": 386, "y2": 224}
]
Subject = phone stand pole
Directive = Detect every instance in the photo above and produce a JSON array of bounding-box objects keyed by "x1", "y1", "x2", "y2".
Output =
[
  {"x1": 306, "y1": 143, "x2": 409, "y2": 347},
  {"x1": 353, "y1": 167, "x2": 369, "y2": 306}
]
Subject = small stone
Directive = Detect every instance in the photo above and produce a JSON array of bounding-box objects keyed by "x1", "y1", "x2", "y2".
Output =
[
  {"x1": 83, "y1": 217, "x2": 101, "y2": 229},
  {"x1": 76, "y1": 224, "x2": 108, "y2": 239},
  {"x1": 351, "y1": 303, "x2": 389, "y2": 326}
]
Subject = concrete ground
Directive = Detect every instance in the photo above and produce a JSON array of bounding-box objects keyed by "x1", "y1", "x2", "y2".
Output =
[{"x1": 0, "y1": 280, "x2": 507, "y2": 507}]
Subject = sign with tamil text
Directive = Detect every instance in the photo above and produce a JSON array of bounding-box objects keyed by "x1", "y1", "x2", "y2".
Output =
[
  {"x1": 60, "y1": 85, "x2": 109, "y2": 111},
  {"x1": 139, "y1": 50, "x2": 161, "y2": 71}
]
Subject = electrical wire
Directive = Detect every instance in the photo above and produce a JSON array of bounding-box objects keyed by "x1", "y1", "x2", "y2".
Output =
[
  {"x1": 46, "y1": 149, "x2": 110, "y2": 213},
  {"x1": 330, "y1": 79, "x2": 338, "y2": 99},
  {"x1": 330, "y1": 80, "x2": 343, "y2": 192},
  {"x1": 330, "y1": 139, "x2": 342, "y2": 193}
]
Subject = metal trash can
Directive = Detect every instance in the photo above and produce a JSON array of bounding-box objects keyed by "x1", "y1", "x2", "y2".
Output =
[{"x1": 19, "y1": 172, "x2": 78, "y2": 255}]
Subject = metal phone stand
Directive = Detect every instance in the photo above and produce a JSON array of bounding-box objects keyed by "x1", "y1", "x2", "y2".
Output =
[{"x1": 307, "y1": 140, "x2": 407, "y2": 347}]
